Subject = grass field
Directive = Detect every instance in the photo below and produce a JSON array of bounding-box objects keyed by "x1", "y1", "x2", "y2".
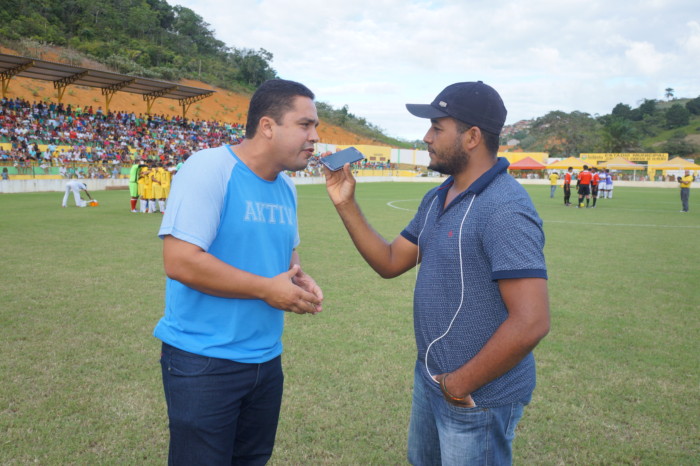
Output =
[{"x1": 1, "y1": 182, "x2": 698, "y2": 464}]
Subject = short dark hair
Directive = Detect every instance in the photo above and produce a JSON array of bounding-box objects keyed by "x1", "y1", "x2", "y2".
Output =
[
  {"x1": 455, "y1": 120, "x2": 500, "y2": 156},
  {"x1": 245, "y1": 79, "x2": 315, "y2": 138}
]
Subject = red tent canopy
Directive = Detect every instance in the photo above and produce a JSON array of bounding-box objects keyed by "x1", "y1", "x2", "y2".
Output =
[{"x1": 508, "y1": 156, "x2": 546, "y2": 170}]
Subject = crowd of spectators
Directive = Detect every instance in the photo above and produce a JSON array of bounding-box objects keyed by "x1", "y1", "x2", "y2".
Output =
[
  {"x1": 0, "y1": 96, "x2": 245, "y2": 175},
  {"x1": 359, "y1": 160, "x2": 394, "y2": 170},
  {"x1": 0, "y1": 96, "x2": 403, "y2": 180}
]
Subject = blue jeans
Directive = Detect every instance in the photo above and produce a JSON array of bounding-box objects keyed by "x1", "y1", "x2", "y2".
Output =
[
  {"x1": 550, "y1": 185, "x2": 557, "y2": 198},
  {"x1": 407, "y1": 364, "x2": 527, "y2": 466},
  {"x1": 160, "y1": 342, "x2": 284, "y2": 466}
]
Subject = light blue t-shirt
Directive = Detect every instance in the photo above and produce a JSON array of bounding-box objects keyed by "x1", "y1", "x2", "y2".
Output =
[{"x1": 154, "y1": 145, "x2": 299, "y2": 363}]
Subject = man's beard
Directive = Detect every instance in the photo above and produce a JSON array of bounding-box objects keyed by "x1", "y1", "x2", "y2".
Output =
[{"x1": 427, "y1": 139, "x2": 469, "y2": 175}]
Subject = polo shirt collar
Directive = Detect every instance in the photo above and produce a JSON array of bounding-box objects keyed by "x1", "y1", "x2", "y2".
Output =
[{"x1": 437, "y1": 156, "x2": 510, "y2": 200}]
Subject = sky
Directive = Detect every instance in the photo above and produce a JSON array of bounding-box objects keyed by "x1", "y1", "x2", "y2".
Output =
[{"x1": 170, "y1": 0, "x2": 700, "y2": 141}]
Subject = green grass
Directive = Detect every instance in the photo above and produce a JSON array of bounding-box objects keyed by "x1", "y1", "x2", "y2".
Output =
[{"x1": 1, "y1": 183, "x2": 698, "y2": 464}]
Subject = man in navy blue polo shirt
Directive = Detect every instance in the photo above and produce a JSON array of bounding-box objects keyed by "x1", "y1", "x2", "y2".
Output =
[{"x1": 324, "y1": 81, "x2": 550, "y2": 465}]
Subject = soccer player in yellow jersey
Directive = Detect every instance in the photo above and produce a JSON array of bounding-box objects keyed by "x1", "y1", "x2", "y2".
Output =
[
  {"x1": 160, "y1": 164, "x2": 172, "y2": 212},
  {"x1": 153, "y1": 164, "x2": 171, "y2": 213},
  {"x1": 139, "y1": 165, "x2": 154, "y2": 213},
  {"x1": 137, "y1": 166, "x2": 147, "y2": 212}
]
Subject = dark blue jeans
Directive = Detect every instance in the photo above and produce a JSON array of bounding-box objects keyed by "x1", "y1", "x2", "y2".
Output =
[
  {"x1": 681, "y1": 187, "x2": 690, "y2": 212},
  {"x1": 160, "y1": 342, "x2": 284, "y2": 466}
]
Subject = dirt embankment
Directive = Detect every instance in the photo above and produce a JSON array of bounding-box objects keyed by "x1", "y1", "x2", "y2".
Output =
[{"x1": 0, "y1": 46, "x2": 385, "y2": 146}]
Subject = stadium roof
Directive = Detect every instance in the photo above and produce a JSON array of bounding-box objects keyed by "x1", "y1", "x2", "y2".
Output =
[{"x1": 0, "y1": 52, "x2": 214, "y2": 116}]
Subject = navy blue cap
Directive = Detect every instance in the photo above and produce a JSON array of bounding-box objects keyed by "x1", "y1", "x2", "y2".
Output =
[{"x1": 406, "y1": 81, "x2": 507, "y2": 135}]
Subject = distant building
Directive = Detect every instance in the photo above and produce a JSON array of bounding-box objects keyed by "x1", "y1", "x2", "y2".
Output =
[{"x1": 501, "y1": 119, "x2": 533, "y2": 138}]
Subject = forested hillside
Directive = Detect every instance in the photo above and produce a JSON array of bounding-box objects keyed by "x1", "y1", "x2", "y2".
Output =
[
  {"x1": 0, "y1": 0, "x2": 276, "y2": 89},
  {"x1": 508, "y1": 96, "x2": 700, "y2": 161}
]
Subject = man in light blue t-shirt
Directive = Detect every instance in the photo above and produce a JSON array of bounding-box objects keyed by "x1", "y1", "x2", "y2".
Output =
[
  {"x1": 154, "y1": 79, "x2": 324, "y2": 465},
  {"x1": 324, "y1": 82, "x2": 550, "y2": 465}
]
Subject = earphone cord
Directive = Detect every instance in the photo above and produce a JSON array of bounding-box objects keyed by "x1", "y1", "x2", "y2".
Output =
[{"x1": 419, "y1": 194, "x2": 476, "y2": 382}]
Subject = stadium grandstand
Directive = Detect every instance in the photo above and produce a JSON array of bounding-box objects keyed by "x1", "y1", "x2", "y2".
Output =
[{"x1": 0, "y1": 95, "x2": 246, "y2": 179}]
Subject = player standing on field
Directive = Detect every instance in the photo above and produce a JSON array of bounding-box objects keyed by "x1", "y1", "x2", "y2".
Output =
[
  {"x1": 597, "y1": 169, "x2": 607, "y2": 199},
  {"x1": 577, "y1": 165, "x2": 592, "y2": 208},
  {"x1": 590, "y1": 167, "x2": 599, "y2": 208},
  {"x1": 605, "y1": 169, "x2": 614, "y2": 198},
  {"x1": 563, "y1": 166, "x2": 573, "y2": 206},
  {"x1": 128, "y1": 161, "x2": 142, "y2": 212}
]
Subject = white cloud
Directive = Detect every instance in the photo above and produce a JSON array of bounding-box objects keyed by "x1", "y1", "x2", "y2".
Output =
[
  {"x1": 680, "y1": 21, "x2": 700, "y2": 55},
  {"x1": 169, "y1": 0, "x2": 700, "y2": 140},
  {"x1": 624, "y1": 42, "x2": 667, "y2": 75}
]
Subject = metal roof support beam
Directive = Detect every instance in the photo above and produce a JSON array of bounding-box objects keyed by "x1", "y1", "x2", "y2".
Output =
[
  {"x1": 53, "y1": 71, "x2": 88, "y2": 103},
  {"x1": 100, "y1": 78, "x2": 135, "y2": 114},
  {"x1": 0, "y1": 61, "x2": 34, "y2": 98},
  {"x1": 143, "y1": 86, "x2": 177, "y2": 115},
  {"x1": 179, "y1": 92, "x2": 213, "y2": 119},
  {"x1": 0, "y1": 53, "x2": 216, "y2": 112}
]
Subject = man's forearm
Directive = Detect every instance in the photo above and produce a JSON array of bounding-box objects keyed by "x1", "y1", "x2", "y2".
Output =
[{"x1": 166, "y1": 246, "x2": 271, "y2": 300}]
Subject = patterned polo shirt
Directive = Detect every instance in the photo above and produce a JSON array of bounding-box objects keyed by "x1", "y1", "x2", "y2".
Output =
[{"x1": 401, "y1": 157, "x2": 547, "y2": 407}]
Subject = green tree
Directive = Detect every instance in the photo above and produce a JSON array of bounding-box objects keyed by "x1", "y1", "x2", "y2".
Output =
[
  {"x1": 171, "y1": 6, "x2": 225, "y2": 55},
  {"x1": 235, "y1": 48, "x2": 276, "y2": 86},
  {"x1": 600, "y1": 117, "x2": 641, "y2": 152},
  {"x1": 665, "y1": 87, "x2": 674, "y2": 100},
  {"x1": 639, "y1": 98, "x2": 657, "y2": 116},
  {"x1": 665, "y1": 104, "x2": 691, "y2": 129},
  {"x1": 685, "y1": 96, "x2": 700, "y2": 115},
  {"x1": 125, "y1": 3, "x2": 158, "y2": 40},
  {"x1": 611, "y1": 103, "x2": 633, "y2": 120}
]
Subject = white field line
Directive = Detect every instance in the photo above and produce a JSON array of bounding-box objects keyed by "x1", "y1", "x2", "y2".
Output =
[{"x1": 386, "y1": 199, "x2": 421, "y2": 211}]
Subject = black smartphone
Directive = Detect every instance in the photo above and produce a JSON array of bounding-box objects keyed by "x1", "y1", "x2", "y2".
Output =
[{"x1": 320, "y1": 147, "x2": 365, "y2": 171}]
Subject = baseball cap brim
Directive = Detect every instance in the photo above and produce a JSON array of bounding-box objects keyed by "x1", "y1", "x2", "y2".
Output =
[{"x1": 405, "y1": 103, "x2": 449, "y2": 120}]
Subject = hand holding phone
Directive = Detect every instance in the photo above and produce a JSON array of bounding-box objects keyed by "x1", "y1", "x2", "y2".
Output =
[{"x1": 320, "y1": 147, "x2": 365, "y2": 171}]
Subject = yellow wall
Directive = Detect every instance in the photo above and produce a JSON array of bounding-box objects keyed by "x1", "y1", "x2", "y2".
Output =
[
  {"x1": 338, "y1": 144, "x2": 392, "y2": 162},
  {"x1": 581, "y1": 153, "x2": 668, "y2": 162},
  {"x1": 1, "y1": 142, "x2": 137, "y2": 157}
]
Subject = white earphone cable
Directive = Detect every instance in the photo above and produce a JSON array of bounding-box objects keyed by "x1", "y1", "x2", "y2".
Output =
[{"x1": 417, "y1": 194, "x2": 476, "y2": 382}]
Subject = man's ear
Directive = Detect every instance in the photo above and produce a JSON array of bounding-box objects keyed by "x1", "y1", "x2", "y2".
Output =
[
  {"x1": 461, "y1": 126, "x2": 482, "y2": 151},
  {"x1": 258, "y1": 116, "x2": 275, "y2": 139}
]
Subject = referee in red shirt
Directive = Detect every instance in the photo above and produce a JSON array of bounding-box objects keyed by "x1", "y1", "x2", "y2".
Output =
[
  {"x1": 577, "y1": 165, "x2": 593, "y2": 208},
  {"x1": 590, "y1": 167, "x2": 600, "y2": 208}
]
